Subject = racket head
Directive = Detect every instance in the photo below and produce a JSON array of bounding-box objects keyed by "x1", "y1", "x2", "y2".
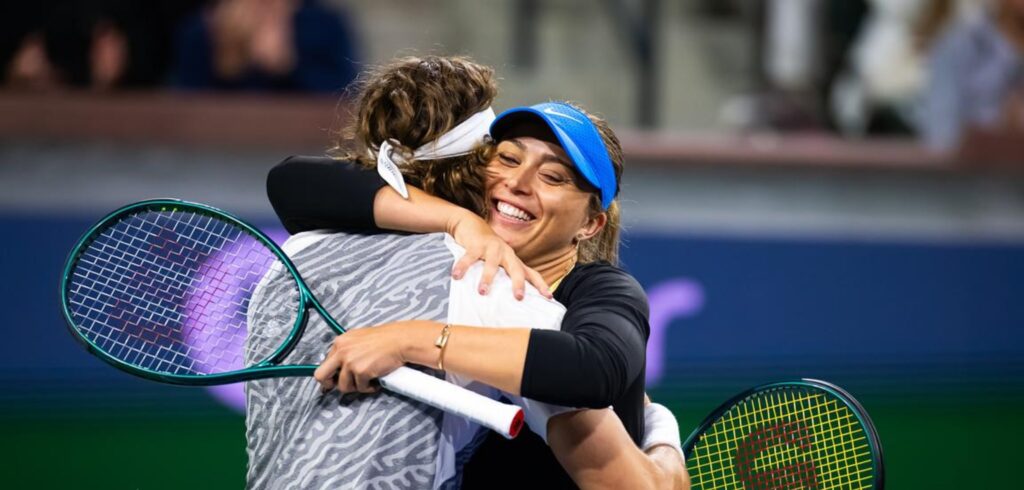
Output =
[
  {"x1": 60, "y1": 199, "x2": 311, "y2": 385},
  {"x1": 683, "y1": 378, "x2": 884, "y2": 489}
]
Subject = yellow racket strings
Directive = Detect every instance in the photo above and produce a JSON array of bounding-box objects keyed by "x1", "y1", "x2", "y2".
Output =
[{"x1": 688, "y1": 387, "x2": 875, "y2": 489}]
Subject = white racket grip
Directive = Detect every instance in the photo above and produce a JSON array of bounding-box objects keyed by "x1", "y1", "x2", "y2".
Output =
[{"x1": 379, "y1": 366, "x2": 524, "y2": 439}]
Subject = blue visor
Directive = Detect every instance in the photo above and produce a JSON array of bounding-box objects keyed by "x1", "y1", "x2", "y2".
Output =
[{"x1": 490, "y1": 102, "x2": 617, "y2": 209}]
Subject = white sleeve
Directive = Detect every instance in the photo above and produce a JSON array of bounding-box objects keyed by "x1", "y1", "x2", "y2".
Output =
[
  {"x1": 641, "y1": 403, "x2": 684, "y2": 461},
  {"x1": 505, "y1": 394, "x2": 579, "y2": 443},
  {"x1": 443, "y1": 234, "x2": 579, "y2": 443},
  {"x1": 280, "y1": 229, "x2": 332, "y2": 256}
]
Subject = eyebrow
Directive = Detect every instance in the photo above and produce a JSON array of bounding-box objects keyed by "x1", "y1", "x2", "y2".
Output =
[{"x1": 505, "y1": 138, "x2": 573, "y2": 168}]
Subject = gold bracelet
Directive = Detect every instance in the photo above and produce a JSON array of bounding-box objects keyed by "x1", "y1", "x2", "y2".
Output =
[{"x1": 434, "y1": 323, "x2": 452, "y2": 371}]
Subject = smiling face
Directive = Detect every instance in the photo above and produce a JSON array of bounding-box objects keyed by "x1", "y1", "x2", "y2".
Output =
[{"x1": 484, "y1": 125, "x2": 606, "y2": 266}]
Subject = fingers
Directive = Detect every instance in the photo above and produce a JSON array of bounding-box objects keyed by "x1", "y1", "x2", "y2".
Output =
[
  {"x1": 454, "y1": 243, "x2": 553, "y2": 300},
  {"x1": 502, "y1": 249, "x2": 551, "y2": 301},
  {"x1": 452, "y1": 251, "x2": 480, "y2": 280},
  {"x1": 335, "y1": 365, "x2": 357, "y2": 394},
  {"x1": 526, "y1": 266, "x2": 553, "y2": 299},
  {"x1": 317, "y1": 363, "x2": 377, "y2": 395},
  {"x1": 315, "y1": 338, "x2": 359, "y2": 394},
  {"x1": 478, "y1": 245, "x2": 501, "y2": 295},
  {"x1": 507, "y1": 260, "x2": 526, "y2": 301},
  {"x1": 314, "y1": 352, "x2": 341, "y2": 393},
  {"x1": 315, "y1": 334, "x2": 392, "y2": 395},
  {"x1": 354, "y1": 370, "x2": 380, "y2": 394}
]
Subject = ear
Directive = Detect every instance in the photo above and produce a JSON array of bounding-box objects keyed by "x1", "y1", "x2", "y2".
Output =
[{"x1": 576, "y1": 212, "x2": 607, "y2": 242}]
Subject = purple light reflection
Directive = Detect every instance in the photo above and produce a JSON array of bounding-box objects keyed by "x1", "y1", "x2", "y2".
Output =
[
  {"x1": 646, "y1": 278, "x2": 705, "y2": 386},
  {"x1": 181, "y1": 238, "x2": 252, "y2": 375},
  {"x1": 202, "y1": 227, "x2": 289, "y2": 414}
]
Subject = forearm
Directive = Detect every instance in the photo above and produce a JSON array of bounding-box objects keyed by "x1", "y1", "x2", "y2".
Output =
[
  {"x1": 372, "y1": 185, "x2": 478, "y2": 236},
  {"x1": 641, "y1": 401, "x2": 689, "y2": 488},
  {"x1": 401, "y1": 321, "x2": 640, "y2": 402},
  {"x1": 549, "y1": 410, "x2": 667, "y2": 490},
  {"x1": 645, "y1": 445, "x2": 690, "y2": 490},
  {"x1": 399, "y1": 321, "x2": 530, "y2": 395}
]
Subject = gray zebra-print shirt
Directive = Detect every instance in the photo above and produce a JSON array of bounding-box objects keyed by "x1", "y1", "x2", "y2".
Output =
[
  {"x1": 245, "y1": 232, "x2": 453, "y2": 489},
  {"x1": 245, "y1": 231, "x2": 571, "y2": 489}
]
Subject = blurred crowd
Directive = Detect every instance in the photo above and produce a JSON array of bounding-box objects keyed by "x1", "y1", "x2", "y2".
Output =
[
  {"x1": 753, "y1": 0, "x2": 1024, "y2": 152},
  {"x1": 2, "y1": 0, "x2": 1022, "y2": 155},
  {"x1": 0, "y1": 0, "x2": 359, "y2": 93}
]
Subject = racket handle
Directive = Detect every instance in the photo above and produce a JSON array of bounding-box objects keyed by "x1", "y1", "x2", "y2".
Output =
[{"x1": 378, "y1": 366, "x2": 524, "y2": 439}]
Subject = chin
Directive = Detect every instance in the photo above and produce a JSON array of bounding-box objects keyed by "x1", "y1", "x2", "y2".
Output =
[
  {"x1": 484, "y1": 223, "x2": 519, "y2": 250},
  {"x1": 491, "y1": 226, "x2": 519, "y2": 247}
]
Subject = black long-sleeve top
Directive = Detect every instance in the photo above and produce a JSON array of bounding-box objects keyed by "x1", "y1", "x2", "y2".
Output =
[{"x1": 267, "y1": 156, "x2": 650, "y2": 488}]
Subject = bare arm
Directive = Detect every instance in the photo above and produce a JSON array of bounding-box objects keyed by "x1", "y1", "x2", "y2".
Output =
[
  {"x1": 266, "y1": 157, "x2": 548, "y2": 297},
  {"x1": 374, "y1": 186, "x2": 549, "y2": 298},
  {"x1": 373, "y1": 184, "x2": 467, "y2": 235},
  {"x1": 646, "y1": 445, "x2": 690, "y2": 490},
  {"x1": 315, "y1": 320, "x2": 531, "y2": 395},
  {"x1": 317, "y1": 268, "x2": 648, "y2": 410},
  {"x1": 547, "y1": 409, "x2": 689, "y2": 490},
  {"x1": 398, "y1": 321, "x2": 532, "y2": 395}
]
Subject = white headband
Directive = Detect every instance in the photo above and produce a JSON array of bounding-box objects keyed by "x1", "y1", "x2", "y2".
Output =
[{"x1": 376, "y1": 107, "x2": 496, "y2": 199}]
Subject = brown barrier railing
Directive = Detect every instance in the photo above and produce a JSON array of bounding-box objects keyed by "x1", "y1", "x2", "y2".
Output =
[
  {"x1": 0, "y1": 91, "x2": 1007, "y2": 170},
  {"x1": 0, "y1": 92, "x2": 343, "y2": 151}
]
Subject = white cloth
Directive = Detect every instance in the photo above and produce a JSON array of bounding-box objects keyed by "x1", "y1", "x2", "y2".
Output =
[
  {"x1": 641, "y1": 402, "x2": 684, "y2": 462},
  {"x1": 276, "y1": 231, "x2": 575, "y2": 490},
  {"x1": 376, "y1": 108, "x2": 496, "y2": 199},
  {"x1": 412, "y1": 108, "x2": 496, "y2": 160},
  {"x1": 279, "y1": 229, "x2": 333, "y2": 255},
  {"x1": 434, "y1": 234, "x2": 576, "y2": 489}
]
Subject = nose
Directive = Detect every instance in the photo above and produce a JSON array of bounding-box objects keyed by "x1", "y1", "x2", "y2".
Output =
[{"x1": 503, "y1": 165, "x2": 535, "y2": 196}]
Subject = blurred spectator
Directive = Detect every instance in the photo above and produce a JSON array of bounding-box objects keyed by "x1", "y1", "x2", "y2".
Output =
[
  {"x1": 917, "y1": 0, "x2": 1024, "y2": 151},
  {"x1": 731, "y1": 0, "x2": 869, "y2": 131},
  {"x1": 763, "y1": 0, "x2": 822, "y2": 93},
  {"x1": 2, "y1": 1, "x2": 204, "y2": 91},
  {"x1": 830, "y1": 0, "x2": 984, "y2": 137},
  {"x1": 1, "y1": 4, "x2": 52, "y2": 89},
  {"x1": 756, "y1": 0, "x2": 831, "y2": 129},
  {"x1": 172, "y1": 0, "x2": 359, "y2": 93}
]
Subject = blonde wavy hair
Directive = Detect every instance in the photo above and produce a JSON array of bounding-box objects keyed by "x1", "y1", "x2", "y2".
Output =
[{"x1": 571, "y1": 105, "x2": 624, "y2": 266}]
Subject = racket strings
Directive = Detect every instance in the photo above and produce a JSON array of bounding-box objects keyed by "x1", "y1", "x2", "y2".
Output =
[
  {"x1": 692, "y1": 392, "x2": 871, "y2": 489},
  {"x1": 66, "y1": 209, "x2": 298, "y2": 376},
  {"x1": 688, "y1": 387, "x2": 875, "y2": 489}
]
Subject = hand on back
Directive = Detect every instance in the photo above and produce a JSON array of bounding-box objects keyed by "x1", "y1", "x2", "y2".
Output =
[{"x1": 446, "y1": 210, "x2": 552, "y2": 301}]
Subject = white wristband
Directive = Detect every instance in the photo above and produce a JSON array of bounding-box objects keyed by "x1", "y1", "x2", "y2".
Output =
[{"x1": 642, "y1": 403, "x2": 684, "y2": 461}]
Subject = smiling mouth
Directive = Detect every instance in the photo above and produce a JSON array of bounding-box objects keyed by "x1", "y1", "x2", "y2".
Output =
[{"x1": 494, "y1": 200, "x2": 536, "y2": 222}]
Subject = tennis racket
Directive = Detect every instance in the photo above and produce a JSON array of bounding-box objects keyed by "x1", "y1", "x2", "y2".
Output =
[
  {"x1": 683, "y1": 379, "x2": 884, "y2": 489},
  {"x1": 60, "y1": 198, "x2": 524, "y2": 438}
]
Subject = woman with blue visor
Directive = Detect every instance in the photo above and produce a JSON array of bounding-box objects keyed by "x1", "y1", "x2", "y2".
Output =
[{"x1": 269, "y1": 94, "x2": 679, "y2": 488}]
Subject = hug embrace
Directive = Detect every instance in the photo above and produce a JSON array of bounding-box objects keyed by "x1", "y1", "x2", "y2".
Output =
[{"x1": 247, "y1": 55, "x2": 689, "y2": 489}]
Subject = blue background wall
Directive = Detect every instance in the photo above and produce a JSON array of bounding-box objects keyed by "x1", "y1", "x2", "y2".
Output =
[{"x1": 3, "y1": 210, "x2": 1021, "y2": 487}]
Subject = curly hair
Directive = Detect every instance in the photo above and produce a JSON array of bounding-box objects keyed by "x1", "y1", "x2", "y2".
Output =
[{"x1": 331, "y1": 55, "x2": 498, "y2": 215}]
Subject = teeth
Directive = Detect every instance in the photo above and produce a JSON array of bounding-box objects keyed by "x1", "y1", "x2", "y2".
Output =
[{"x1": 496, "y1": 201, "x2": 532, "y2": 221}]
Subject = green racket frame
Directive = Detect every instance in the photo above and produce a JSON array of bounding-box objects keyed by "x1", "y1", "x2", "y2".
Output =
[
  {"x1": 60, "y1": 198, "x2": 345, "y2": 385},
  {"x1": 682, "y1": 378, "x2": 885, "y2": 489}
]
